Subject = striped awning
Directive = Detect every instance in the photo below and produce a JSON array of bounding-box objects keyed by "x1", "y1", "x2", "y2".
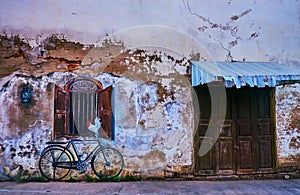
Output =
[{"x1": 192, "y1": 61, "x2": 300, "y2": 88}]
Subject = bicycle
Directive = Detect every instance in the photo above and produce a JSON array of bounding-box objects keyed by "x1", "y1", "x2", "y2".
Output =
[{"x1": 38, "y1": 118, "x2": 124, "y2": 181}]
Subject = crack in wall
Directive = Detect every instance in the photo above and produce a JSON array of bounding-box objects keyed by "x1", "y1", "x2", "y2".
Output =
[{"x1": 183, "y1": 0, "x2": 260, "y2": 61}]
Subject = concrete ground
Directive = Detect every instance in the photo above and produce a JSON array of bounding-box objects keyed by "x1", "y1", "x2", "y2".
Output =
[{"x1": 0, "y1": 179, "x2": 299, "y2": 195}]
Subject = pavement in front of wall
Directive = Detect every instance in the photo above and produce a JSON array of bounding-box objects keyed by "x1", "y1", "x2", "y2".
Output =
[{"x1": 0, "y1": 179, "x2": 300, "y2": 195}]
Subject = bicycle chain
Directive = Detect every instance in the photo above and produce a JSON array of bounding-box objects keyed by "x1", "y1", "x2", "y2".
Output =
[{"x1": 76, "y1": 161, "x2": 87, "y2": 172}]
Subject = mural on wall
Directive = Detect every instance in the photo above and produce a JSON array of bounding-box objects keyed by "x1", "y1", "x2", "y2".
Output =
[
  {"x1": 0, "y1": 0, "x2": 299, "y2": 181},
  {"x1": 0, "y1": 29, "x2": 197, "y2": 180}
]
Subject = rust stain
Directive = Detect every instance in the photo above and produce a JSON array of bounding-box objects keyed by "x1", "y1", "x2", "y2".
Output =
[
  {"x1": 0, "y1": 34, "x2": 191, "y2": 81},
  {"x1": 289, "y1": 107, "x2": 300, "y2": 129},
  {"x1": 103, "y1": 50, "x2": 133, "y2": 75},
  {"x1": 44, "y1": 57, "x2": 81, "y2": 71},
  {"x1": 103, "y1": 49, "x2": 163, "y2": 76},
  {"x1": 156, "y1": 82, "x2": 175, "y2": 102},
  {"x1": 0, "y1": 34, "x2": 91, "y2": 77}
]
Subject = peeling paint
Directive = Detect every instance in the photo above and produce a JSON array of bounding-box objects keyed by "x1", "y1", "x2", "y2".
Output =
[
  {"x1": 0, "y1": 22, "x2": 299, "y2": 179},
  {"x1": 0, "y1": 34, "x2": 195, "y2": 179},
  {"x1": 276, "y1": 83, "x2": 300, "y2": 167}
]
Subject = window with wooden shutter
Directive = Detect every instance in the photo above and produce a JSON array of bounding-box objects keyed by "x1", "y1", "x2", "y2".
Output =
[
  {"x1": 54, "y1": 85, "x2": 69, "y2": 139},
  {"x1": 98, "y1": 85, "x2": 113, "y2": 139},
  {"x1": 53, "y1": 78, "x2": 113, "y2": 140}
]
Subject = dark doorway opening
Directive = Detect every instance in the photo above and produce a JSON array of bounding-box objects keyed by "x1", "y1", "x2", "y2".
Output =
[{"x1": 194, "y1": 85, "x2": 276, "y2": 175}]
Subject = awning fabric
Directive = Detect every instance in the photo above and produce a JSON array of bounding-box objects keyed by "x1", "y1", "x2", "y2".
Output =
[{"x1": 192, "y1": 61, "x2": 300, "y2": 88}]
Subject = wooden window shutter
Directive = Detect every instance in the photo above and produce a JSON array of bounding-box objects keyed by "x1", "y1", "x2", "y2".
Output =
[
  {"x1": 54, "y1": 85, "x2": 70, "y2": 139},
  {"x1": 98, "y1": 85, "x2": 113, "y2": 139}
]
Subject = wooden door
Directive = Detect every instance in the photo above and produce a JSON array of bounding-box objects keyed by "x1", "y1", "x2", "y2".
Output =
[
  {"x1": 195, "y1": 85, "x2": 235, "y2": 175},
  {"x1": 236, "y1": 87, "x2": 275, "y2": 173},
  {"x1": 236, "y1": 87, "x2": 255, "y2": 173},
  {"x1": 215, "y1": 88, "x2": 235, "y2": 175},
  {"x1": 195, "y1": 85, "x2": 275, "y2": 175},
  {"x1": 195, "y1": 85, "x2": 214, "y2": 174}
]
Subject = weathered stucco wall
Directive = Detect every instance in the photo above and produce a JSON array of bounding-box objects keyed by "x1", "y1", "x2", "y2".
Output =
[
  {"x1": 0, "y1": 35, "x2": 194, "y2": 180},
  {"x1": 0, "y1": 75, "x2": 55, "y2": 179},
  {"x1": 0, "y1": 0, "x2": 299, "y2": 180},
  {"x1": 276, "y1": 83, "x2": 300, "y2": 169},
  {"x1": 1, "y1": 0, "x2": 299, "y2": 66}
]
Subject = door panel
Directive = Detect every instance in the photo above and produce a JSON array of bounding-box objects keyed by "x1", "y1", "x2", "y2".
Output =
[
  {"x1": 195, "y1": 85, "x2": 214, "y2": 174},
  {"x1": 236, "y1": 120, "x2": 254, "y2": 173},
  {"x1": 237, "y1": 88, "x2": 251, "y2": 119},
  {"x1": 259, "y1": 140, "x2": 273, "y2": 168},
  {"x1": 238, "y1": 140, "x2": 253, "y2": 170},
  {"x1": 198, "y1": 121, "x2": 214, "y2": 137},
  {"x1": 218, "y1": 140, "x2": 233, "y2": 170},
  {"x1": 237, "y1": 121, "x2": 252, "y2": 136},
  {"x1": 196, "y1": 120, "x2": 214, "y2": 174},
  {"x1": 217, "y1": 120, "x2": 234, "y2": 174},
  {"x1": 257, "y1": 89, "x2": 271, "y2": 118},
  {"x1": 258, "y1": 121, "x2": 271, "y2": 135},
  {"x1": 255, "y1": 88, "x2": 274, "y2": 171},
  {"x1": 197, "y1": 138, "x2": 214, "y2": 173}
]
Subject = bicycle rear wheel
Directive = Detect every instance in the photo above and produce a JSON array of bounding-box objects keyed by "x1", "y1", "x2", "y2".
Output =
[
  {"x1": 91, "y1": 147, "x2": 124, "y2": 179},
  {"x1": 39, "y1": 147, "x2": 73, "y2": 181}
]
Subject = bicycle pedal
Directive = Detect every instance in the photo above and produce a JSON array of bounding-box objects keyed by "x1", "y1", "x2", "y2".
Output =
[{"x1": 79, "y1": 171, "x2": 86, "y2": 174}]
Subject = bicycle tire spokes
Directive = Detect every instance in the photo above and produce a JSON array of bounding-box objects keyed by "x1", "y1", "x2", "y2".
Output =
[
  {"x1": 39, "y1": 147, "x2": 72, "y2": 181},
  {"x1": 91, "y1": 147, "x2": 124, "y2": 179}
]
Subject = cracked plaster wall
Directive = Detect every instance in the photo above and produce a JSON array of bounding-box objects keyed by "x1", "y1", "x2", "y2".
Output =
[
  {"x1": 276, "y1": 83, "x2": 300, "y2": 169},
  {"x1": 1, "y1": 0, "x2": 299, "y2": 66},
  {"x1": 0, "y1": 0, "x2": 300, "y2": 179},
  {"x1": 0, "y1": 35, "x2": 194, "y2": 179}
]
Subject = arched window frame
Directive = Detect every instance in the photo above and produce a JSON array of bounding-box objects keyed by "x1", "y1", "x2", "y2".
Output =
[{"x1": 53, "y1": 77, "x2": 113, "y2": 140}]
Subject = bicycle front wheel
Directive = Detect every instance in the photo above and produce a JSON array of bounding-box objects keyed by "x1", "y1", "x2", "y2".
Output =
[
  {"x1": 91, "y1": 147, "x2": 124, "y2": 179},
  {"x1": 39, "y1": 147, "x2": 72, "y2": 181}
]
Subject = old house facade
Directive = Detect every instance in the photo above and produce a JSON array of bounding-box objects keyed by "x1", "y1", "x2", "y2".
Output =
[
  {"x1": 0, "y1": 33, "x2": 197, "y2": 180},
  {"x1": 0, "y1": 0, "x2": 299, "y2": 180}
]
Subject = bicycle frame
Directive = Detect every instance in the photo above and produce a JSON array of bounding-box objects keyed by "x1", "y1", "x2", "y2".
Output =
[
  {"x1": 44, "y1": 136, "x2": 104, "y2": 170},
  {"x1": 68, "y1": 139, "x2": 101, "y2": 163}
]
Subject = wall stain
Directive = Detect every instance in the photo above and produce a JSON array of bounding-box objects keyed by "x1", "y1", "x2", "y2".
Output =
[
  {"x1": 290, "y1": 107, "x2": 300, "y2": 129},
  {"x1": 0, "y1": 144, "x2": 6, "y2": 153},
  {"x1": 289, "y1": 136, "x2": 300, "y2": 149}
]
